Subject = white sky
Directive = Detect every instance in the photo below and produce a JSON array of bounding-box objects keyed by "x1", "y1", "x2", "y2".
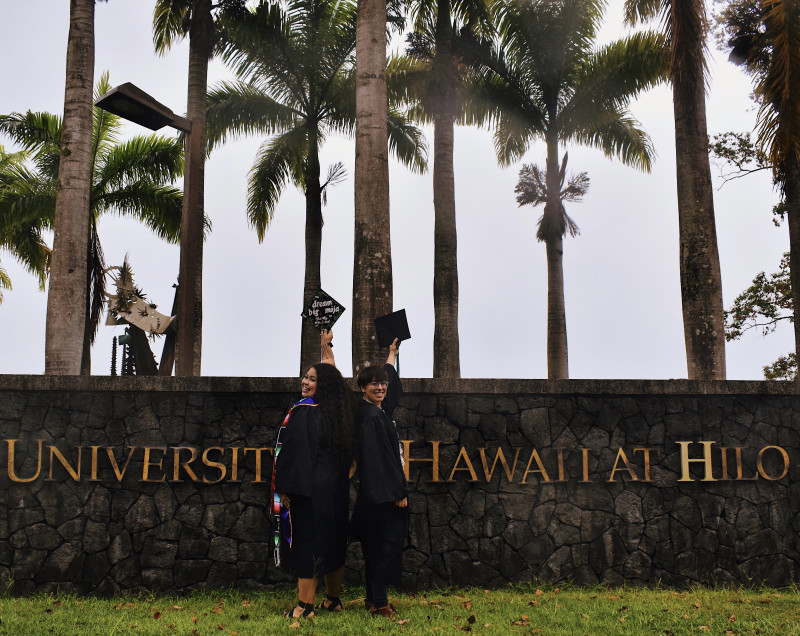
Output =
[{"x1": 0, "y1": 1, "x2": 791, "y2": 380}]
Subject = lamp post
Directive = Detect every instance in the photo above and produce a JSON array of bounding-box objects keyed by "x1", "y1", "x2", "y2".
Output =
[{"x1": 95, "y1": 82, "x2": 202, "y2": 376}]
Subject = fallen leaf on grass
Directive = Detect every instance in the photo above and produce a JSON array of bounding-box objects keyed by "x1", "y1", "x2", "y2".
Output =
[
  {"x1": 462, "y1": 601, "x2": 472, "y2": 610},
  {"x1": 289, "y1": 620, "x2": 300, "y2": 628},
  {"x1": 535, "y1": 589, "x2": 544, "y2": 596},
  {"x1": 620, "y1": 617, "x2": 626, "y2": 622},
  {"x1": 115, "y1": 602, "x2": 137, "y2": 611},
  {"x1": 483, "y1": 623, "x2": 491, "y2": 628},
  {"x1": 468, "y1": 615, "x2": 476, "y2": 624},
  {"x1": 154, "y1": 611, "x2": 162, "y2": 619},
  {"x1": 191, "y1": 630, "x2": 198, "y2": 636},
  {"x1": 172, "y1": 605, "x2": 182, "y2": 610},
  {"x1": 554, "y1": 588, "x2": 560, "y2": 594},
  {"x1": 695, "y1": 603, "x2": 701, "y2": 608},
  {"x1": 45, "y1": 609, "x2": 53, "y2": 614},
  {"x1": 239, "y1": 613, "x2": 249, "y2": 620},
  {"x1": 528, "y1": 600, "x2": 539, "y2": 606},
  {"x1": 531, "y1": 630, "x2": 544, "y2": 634},
  {"x1": 483, "y1": 590, "x2": 490, "y2": 594},
  {"x1": 581, "y1": 614, "x2": 589, "y2": 620},
  {"x1": 511, "y1": 615, "x2": 530, "y2": 626},
  {"x1": 699, "y1": 625, "x2": 710, "y2": 631},
  {"x1": 211, "y1": 607, "x2": 223, "y2": 614},
  {"x1": 608, "y1": 595, "x2": 621, "y2": 601},
  {"x1": 241, "y1": 599, "x2": 251, "y2": 607},
  {"x1": 397, "y1": 618, "x2": 410, "y2": 625},
  {"x1": 729, "y1": 613, "x2": 735, "y2": 622},
  {"x1": 192, "y1": 616, "x2": 198, "y2": 624},
  {"x1": 682, "y1": 614, "x2": 690, "y2": 619},
  {"x1": 725, "y1": 631, "x2": 735, "y2": 635},
  {"x1": 217, "y1": 625, "x2": 225, "y2": 631},
  {"x1": 53, "y1": 601, "x2": 62, "y2": 607}
]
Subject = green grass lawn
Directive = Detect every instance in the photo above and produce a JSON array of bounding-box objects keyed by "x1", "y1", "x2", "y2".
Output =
[{"x1": 0, "y1": 584, "x2": 797, "y2": 635}]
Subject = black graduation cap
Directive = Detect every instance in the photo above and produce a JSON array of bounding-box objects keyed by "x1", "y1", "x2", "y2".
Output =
[
  {"x1": 374, "y1": 309, "x2": 411, "y2": 348},
  {"x1": 301, "y1": 289, "x2": 346, "y2": 330}
]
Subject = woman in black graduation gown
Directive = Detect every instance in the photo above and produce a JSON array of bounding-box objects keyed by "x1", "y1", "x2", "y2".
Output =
[
  {"x1": 352, "y1": 339, "x2": 409, "y2": 618},
  {"x1": 274, "y1": 331, "x2": 355, "y2": 619}
]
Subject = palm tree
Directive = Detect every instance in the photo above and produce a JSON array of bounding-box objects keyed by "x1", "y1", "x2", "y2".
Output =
[
  {"x1": 0, "y1": 73, "x2": 184, "y2": 374},
  {"x1": 153, "y1": 0, "x2": 247, "y2": 377},
  {"x1": 207, "y1": 0, "x2": 426, "y2": 374},
  {"x1": 45, "y1": 0, "x2": 97, "y2": 375},
  {"x1": 400, "y1": 0, "x2": 493, "y2": 378},
  {"x1": 625, "y1": 0, "x2": 727, "y2": 380},
  {"x1": 481, "y1": 0, "x2": 667, "y2": 378},
  {"x1": 351, "y1": 0, "x2": 393, "y2": 373},
  {"x1": 718, "y1": 0, "x2": 800, "y2": 382}
]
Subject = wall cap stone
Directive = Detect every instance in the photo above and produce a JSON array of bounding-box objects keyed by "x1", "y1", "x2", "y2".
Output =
[{"x1": 1, "y1": 374, "x2": 799, "y2": 396}]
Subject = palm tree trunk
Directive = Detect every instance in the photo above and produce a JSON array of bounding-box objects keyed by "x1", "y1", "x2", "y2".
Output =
[
  {"x1": 431, "y1": 1, "x2": 460, "y2": 378},
  {"x1": 543, "y1": 133, "x2": 568, "y2": 379},
  {"x1": 352, "y1": 0, "x2": 392, "y2": 373},
  {"x1": 545, "y1": 236, "x2": 568, "y2": 379},
  {"x1": 432, "y1": 111, "x2": 461, "y2": 378},
  {"x1": 784, "y1": 151, "x2": 800, "y2": 381},
  {"x1": 45, "y1": 0, "x2": 95, "y2": 375},
  {"x1": 301, "y1": 129, "x2": 323, "y2": 374},
  {"x1": 671, "y1": 0, "x2": 726, "y2": 380},
  {"x1": 176, "y1": 0, "x2": 212, "y2": 377}
]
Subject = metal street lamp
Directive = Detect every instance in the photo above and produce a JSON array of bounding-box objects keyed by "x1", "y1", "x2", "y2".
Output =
[{"x1": 96, "y1": 82, "x2": 202, "y2": 377}]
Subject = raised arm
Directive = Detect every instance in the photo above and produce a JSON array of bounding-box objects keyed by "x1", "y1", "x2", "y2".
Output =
[{"x1": 320, "y1": 329, "x2": 335, "y2": 366}]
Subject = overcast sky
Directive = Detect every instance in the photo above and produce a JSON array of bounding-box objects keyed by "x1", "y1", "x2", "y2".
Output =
[{"x1": 0, "y1": 1, "x2": 791, "y2": 380}]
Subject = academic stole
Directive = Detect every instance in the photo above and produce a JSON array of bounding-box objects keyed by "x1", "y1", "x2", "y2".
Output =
[{"x1": 272, "y1": 397, "x2": 317, "y2": 566}]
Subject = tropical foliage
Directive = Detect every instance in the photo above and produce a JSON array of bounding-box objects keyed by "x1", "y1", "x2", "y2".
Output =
[
  {"x1": 207, "y1": 0, "x2": 426, "y2": 373},
  {"x1": 0, "y1": 73, "x2": 184, "y2": 374},
  {"x1": 479, "y1": 0, "x2": 666, "y2": 379}
]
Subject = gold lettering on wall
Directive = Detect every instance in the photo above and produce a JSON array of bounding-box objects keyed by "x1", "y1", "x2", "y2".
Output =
[
  {"x1": 677, "y1": 441, "x2": 717, "y2": 482},
  {"x1": 608, "y1": 448, "x2": 638, "y2": 482},
  {"x1": 7, "y1": 439, "x2": 43, "y2": 483},
  {"x1": 202, "y1": 447, "x2": 227, "y2": 484},
  {"x1": 142, "y1": 447, "x2": 167, "y2": 482},
  {"x1": 521, "y1": 449, "x2": 550, "y2": 484},
  {"x1": 478, "y1": 447, "x2": 520, "y2": 482},
  {"x1": 447, "y1": 447, "x2": 479, "y2": 482},
  {"x1": 757, "y1": 446, "x2": 790, "y2": 480},
  {"x1": 47, "y1": 445, "x2": 82, "y2": 481},
  {"x1": 402, "y1": 440, "x2": 441, "y2": 482}
]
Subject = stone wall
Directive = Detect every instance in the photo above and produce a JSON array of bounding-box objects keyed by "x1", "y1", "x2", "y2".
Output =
[{"x1": 0, "y1": 375, "x2": 798, "y2": 594}]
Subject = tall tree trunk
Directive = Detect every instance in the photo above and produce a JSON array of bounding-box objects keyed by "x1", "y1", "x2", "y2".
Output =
[
  {"x1": 352, "y1": 0, "x2": 392, "y2": 373},
  {"x1": 45, "y1": 0, "x2": 95, "y2": 375},
  {"x1": 432, "y1": 112, "x2": 460, "y2": 378},
  {"x1": 301, "y1": 130, "x2": 323, "y2": 374},
  {"x1": 784, "y1": 151, "x2": 800, "y2": 381},
  {"x1": 432, "y1": 1, "x2": 460, "y2": 378},
  {"x1": 545, "y1": 236, "x2": 568, "y2": 379},
  {"x1": 176, "y1": 0, "x2": 212, "y2": 377},
  {"x1": 671, "y1": 0, "x2": 726, "y2": 380},
  {"x1": 542, "y1": 131, "x2": 568, "y2": 379}
]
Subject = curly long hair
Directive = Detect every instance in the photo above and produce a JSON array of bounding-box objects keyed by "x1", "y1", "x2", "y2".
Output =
[{"x1": 309, "y1": 363, "x2": 356, "y2": 470}]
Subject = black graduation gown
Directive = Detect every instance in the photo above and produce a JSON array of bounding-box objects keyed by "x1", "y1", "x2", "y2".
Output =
[
  {"x1": 274, "y1": 403, "x2": 349, "y2": 578},
  {"x1": 352, "y1": 364, "x2": 409, "y2": 585}
]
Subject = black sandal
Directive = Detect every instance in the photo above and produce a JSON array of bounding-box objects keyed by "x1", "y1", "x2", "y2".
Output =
[
  {"x1": 283, "y1": 599, "x2": 315, "y2": 618},
  {"x1": 316, "y1": 595, "x2": 343, "y2": 611}
]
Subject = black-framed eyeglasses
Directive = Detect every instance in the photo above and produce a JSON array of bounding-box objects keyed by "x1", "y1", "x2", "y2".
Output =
[{"x1": 368, "y1": 381, "x2": 389, "y2": 388}]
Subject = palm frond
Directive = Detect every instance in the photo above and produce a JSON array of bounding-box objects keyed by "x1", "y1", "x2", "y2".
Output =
[
  {"x1": 247, "y1": 126, "x2": 309, "y2": 240},
  {"x1": 153, "y1": 0, "x2": 190, "y2": 53},
  {"x1": 387, "y1": 109, "x2": 428, "y2": 174},
  {"x1": 96, "y1": 182, "x2": 183, "y2": 243},
  {"x1": 321, "y1": 161, "x2": 347, "y2": 206},
  {"x1": 206, "y1": 81, "x2": 297, "y2": 150}
]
